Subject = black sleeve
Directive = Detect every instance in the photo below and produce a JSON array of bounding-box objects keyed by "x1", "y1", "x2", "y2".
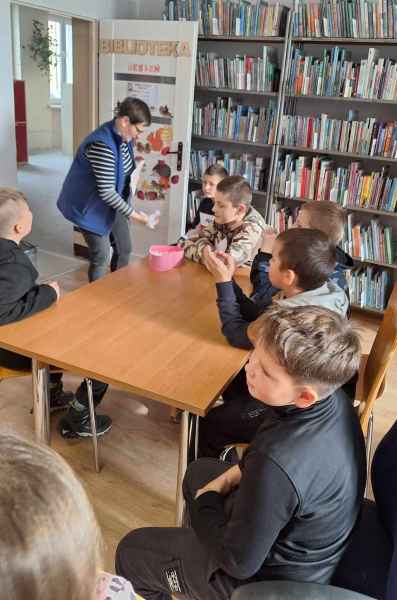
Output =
[
  {"x1": 216, "y1": 281, "x2": 253, "y2": 350},
  {"x1": 191, "y1": 452, "x2": 299, "y2": 579},
  {"x1": 232, "y1": 281, "x2": 263, "y2": 322},
  {"x1": 0, "y1": 264, "x2": 57, "y2": 325},
  {"x1": 250, "y1": 250, "x2": 272, "y2": 290}
]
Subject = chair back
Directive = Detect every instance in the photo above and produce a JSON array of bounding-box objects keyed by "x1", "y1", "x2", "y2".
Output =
[{"x1": 359, "y1": 283, "x2": 397, "y2": 436}]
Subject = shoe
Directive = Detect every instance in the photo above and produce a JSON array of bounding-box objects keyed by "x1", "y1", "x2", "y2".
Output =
[
  {"x1": 59, "y1": 408, "x2": 112, "y2": 439},
  {"x1": 49, "y1": 389, "x2": 74, "y2": 413}
]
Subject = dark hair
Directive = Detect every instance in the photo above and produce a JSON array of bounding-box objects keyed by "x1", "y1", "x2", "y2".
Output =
[
  {"x1": 115, "y1": 97, "x2": 151, "y2": 126},
  {"x1": 204, "y1": 164, "x2": 228, "y2": 179},
  {"x1": 300, "y1": 201, "x2": 346, "y2": 245},
  {"x1": 276, "y1": 228, "x2": 336, "y2": 290},
  {"x1": 216, "y1": 175, "x2": 252, "y2": 208},
  {"x1": 249, "y1": 304, "x2": 361, "y2": 396}
]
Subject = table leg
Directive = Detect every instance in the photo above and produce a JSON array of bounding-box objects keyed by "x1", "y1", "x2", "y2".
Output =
[
  {"x1": 32, "y1": 359, "x2": 50, "y2": 445},
  {"x1": 86, "y1": 378, "x2": 101, "y2": 473},
  {"x1": 175, "y1": 410, "x2": 189, "y2": 526}
]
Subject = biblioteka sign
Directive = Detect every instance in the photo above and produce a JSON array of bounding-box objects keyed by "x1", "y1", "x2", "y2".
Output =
[{"x1": 100, "y1": 39, "x2": 191, "y2": 57}]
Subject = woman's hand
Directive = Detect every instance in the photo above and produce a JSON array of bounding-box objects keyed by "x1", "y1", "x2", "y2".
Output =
[{"x1": 130, "y1": 210, "x2": 149, "y2": 226}]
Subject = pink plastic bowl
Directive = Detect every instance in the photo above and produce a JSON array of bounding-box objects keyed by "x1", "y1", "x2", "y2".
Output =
[{"x1": 148, "y1": 245, "x2": 184, "y2": 272}]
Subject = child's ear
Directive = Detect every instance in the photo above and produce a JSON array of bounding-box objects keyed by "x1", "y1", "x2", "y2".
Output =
[
  {"x1": 237, "y1": 203, "x2": 247, "y2": 216},
  {"x1": 283, "y1": 268, "x2": 296, "y2": 287},
  {"x1": 14, "y1": 223, "x2": 23, "y2": 234},
  {"x1": 295, "y1": 387, "x2": 318, "y2": 409}
]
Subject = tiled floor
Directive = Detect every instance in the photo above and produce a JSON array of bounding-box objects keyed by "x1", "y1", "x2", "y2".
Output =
[{"x1": 18, "y1": 151, "x2": 74, "y2": 257}]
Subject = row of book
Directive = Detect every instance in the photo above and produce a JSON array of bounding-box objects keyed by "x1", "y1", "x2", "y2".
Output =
[
  {"x1": 163, "y1": 1, "x2": 289, "y2": 37},
  {"x1": 347, "y1": 266, "x2": 392, "y2": 310},
  {"x1": 344, "y1": 213, "x2": 395, "y2": 265},
  {"x1": 279, "y1": 113, "x2": 397, "y2": 159},
  {"x1": 190, "y1": 149, "x2": 269, "y2": 191},
  {"x1": 292, "y1": 0, "x2": 397, "y2": 39},
  {"x1": 287, "y1": 46, "x2": 397, "y2": 101},
  {"x1": 274, "y1": 154, "x2": 397, "y2": 213},
  {"x1": 193, "y1": 97, "x2": 278, "y2": 144},
  {"x1": 196, "y1": 49, "x2": 279, "y2": 92}
]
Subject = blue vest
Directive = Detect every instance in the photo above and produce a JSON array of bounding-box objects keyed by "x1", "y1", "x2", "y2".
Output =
[{"x1": 57, "y1": 120, "x2": 134, "y2": 235}]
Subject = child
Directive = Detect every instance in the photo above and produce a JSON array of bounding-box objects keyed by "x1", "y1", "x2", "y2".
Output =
[
  {"x1": 0, "y1": 431, "x2": 135, "y2": 600},
  {"x1": 189, "y1": 164, "x2": 228, "y2": 233},
  {"x1": 251, "y1": 200, "x2": 353, "y2": 303},
  {"x1": 179, "y1": 175, "x2": 267, "y2": 267},
  {"x1": 116, "y1": 305, "x2": 366, "y2": 599},
  {"x1": 208, "y1": 227, "x2": 349, "y2": 350},
  {"x1": 0, "y1": 188, "x2": 111, "y2": 438},
  {"x1": 196, "y1": 228, "x2": 349, "y2": 459}
]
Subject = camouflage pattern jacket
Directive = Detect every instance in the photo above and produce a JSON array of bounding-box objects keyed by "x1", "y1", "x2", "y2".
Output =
[{"x1": 179, "y1": 206, "x2": 267, "y2": 266}]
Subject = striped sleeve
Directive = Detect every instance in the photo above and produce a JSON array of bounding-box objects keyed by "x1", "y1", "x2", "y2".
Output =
[{"x1": 85, "y1": 141, "x2": 133, "y2": 217}]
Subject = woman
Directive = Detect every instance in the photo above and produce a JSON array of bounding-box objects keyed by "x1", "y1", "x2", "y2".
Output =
[{"x1": 58, "y1": 97, "x2": 152, "y2": 282}]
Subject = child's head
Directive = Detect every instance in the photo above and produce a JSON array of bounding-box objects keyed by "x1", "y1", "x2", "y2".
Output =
[
  {"x1": 246, "y1": 304, "x2": 361, "y2": 408},
  {"x1": 202, "y1": 164, "x2": 228, "y2": 199},
  {"x1": 269, "y1": 228, "x2": 336, "y2": 293},
  {"x1": 0, "y1": 188, "x2": 33, "y2": 242},
  {"x1": 296, "y1": 201, "x2": 346, "y2": 245},
  {"x1": 213, "y1": 175, "x2": 252, "y2": 225},
  {"x1": 0, "y1": 432, "x2": 102, "y2": 600}
]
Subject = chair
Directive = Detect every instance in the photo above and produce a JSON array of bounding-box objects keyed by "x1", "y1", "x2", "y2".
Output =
[
  {"x1": 231, "y1": 581, "x2": 376, "y2": 600},
  {"x1": 355, "y1": 282, "x2": 397, "y2": 476},
  {"x1": 0, "y1": 366, "x2": 99, "y2": 471}
]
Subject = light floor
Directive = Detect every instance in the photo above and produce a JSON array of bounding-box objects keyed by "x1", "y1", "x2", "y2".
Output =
[
  {"x1": 17, "y1": 151, "x2": 74, "y2": 257},
  {"x1": 0, "y1": 255, "x2": 396, "y2": 573}
]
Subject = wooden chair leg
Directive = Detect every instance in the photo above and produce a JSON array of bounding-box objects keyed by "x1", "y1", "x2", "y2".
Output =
[{"x1": 364, "y1": 412, "x2": 374, "y2": 498}]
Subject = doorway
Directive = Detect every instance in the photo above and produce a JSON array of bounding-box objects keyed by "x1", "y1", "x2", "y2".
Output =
[{"x1": 11, "y1": 3, "x2": 97, "y2": 260}]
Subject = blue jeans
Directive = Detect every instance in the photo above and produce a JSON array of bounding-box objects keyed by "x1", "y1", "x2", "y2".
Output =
[{"x1": 80, "y1": 211, "x2": 132, "y2": 282}]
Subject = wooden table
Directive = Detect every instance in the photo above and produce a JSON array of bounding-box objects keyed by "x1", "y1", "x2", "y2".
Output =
[{"x1": 0, "y1": 259, "x2": 249, "y2": 524}]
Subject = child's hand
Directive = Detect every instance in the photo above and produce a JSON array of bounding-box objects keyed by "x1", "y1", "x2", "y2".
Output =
[
  {"x1": 204, "y1": 250, "x2": 236, "y2": 283},
  {"x1": 47, "y1": 281, "x2": 60, "y2": 300},
  {"x1": 261, "y1": 229, "x2": 278, "y2": 254}
]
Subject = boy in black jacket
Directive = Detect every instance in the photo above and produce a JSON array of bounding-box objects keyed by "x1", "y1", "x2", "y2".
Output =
[
  {"x1": 0, "y1": 188, "x2": 111, "y2": 438},
  {"x1": 116, "y1": 305, "x2": 366, "y2": 599},
  {"x1": 251, "y1": 200, "x2": 354, "y2": 310}
]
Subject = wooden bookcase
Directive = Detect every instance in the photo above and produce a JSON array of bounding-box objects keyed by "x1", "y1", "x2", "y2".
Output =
[{"x1": 164, "y1": 2, "x2": 397, "y2": 314}]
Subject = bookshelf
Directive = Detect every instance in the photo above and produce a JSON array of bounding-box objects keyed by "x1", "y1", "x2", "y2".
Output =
[
  {"x1": 270, "y1": 0, "x2": 397, "y2": 314},
  {"x1": 164, "y1": 1, "x2": 292, "y2": 222},
  {"x1": 164, "y1": 0, "x2": 397, "y2": 314}
]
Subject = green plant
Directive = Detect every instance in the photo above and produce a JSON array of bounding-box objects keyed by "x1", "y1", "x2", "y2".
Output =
[{"x1": 27, "y1": 19, "x2": 57, "y2": 75}]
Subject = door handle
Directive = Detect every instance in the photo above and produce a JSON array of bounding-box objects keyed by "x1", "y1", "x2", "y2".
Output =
[{"x1": 161, "y1": 142, "x2": 183, "y2": 171}]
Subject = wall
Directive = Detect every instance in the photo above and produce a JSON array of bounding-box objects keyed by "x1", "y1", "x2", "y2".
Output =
[{"x1": 0, "y1": 0, "x2": 138, "y2": 188}]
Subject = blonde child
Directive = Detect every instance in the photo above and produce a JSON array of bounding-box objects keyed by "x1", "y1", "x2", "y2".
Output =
[{"x1": 0, "y1": 431, "x2": 134, "y2": 600}]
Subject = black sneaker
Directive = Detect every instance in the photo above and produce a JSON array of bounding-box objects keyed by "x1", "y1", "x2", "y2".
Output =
[
  {"x1": 59, "y1": 408, "x2": 112, "y2": 438},
  {"x1": 49, "y1": 389, "x2": 74, "y2": 413}
]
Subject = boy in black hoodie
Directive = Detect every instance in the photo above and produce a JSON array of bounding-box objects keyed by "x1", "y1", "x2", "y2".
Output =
[
  {"x1": 0, "y1": 188, "x2": 111, "y2": 438},
  {"x1": 251, "y1": 200, "x2": 354, "y2": 310},
  {"x1": 116, "y1": 305, "x2": 366, "y2": 600}
]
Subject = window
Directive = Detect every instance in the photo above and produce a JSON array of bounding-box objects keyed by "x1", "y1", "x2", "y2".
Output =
[{"x1": 48, "y1": 18, "x2": 73, "y2": 103}]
